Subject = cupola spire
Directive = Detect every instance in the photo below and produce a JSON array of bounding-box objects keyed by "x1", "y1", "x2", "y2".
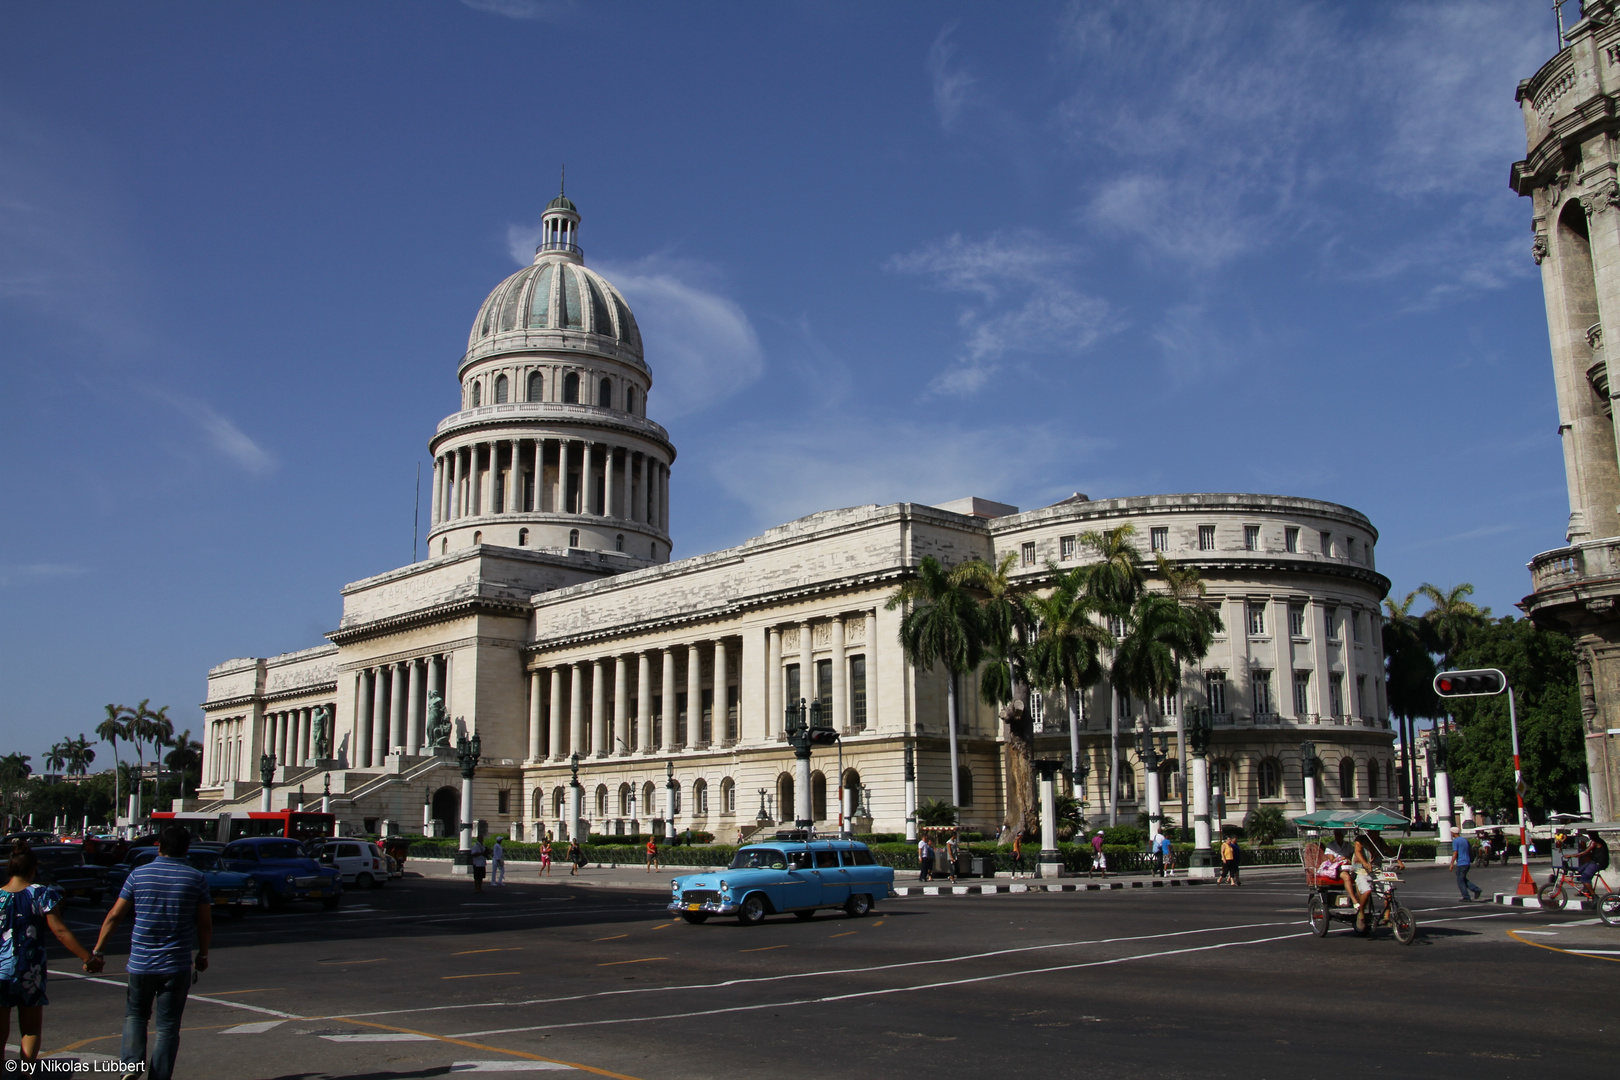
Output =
[{"x1": 537, "y1": 167, "x2": 582, "y2": 264}]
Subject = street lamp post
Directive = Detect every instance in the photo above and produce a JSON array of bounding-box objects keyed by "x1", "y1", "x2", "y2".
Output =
[
  {"x1": 1134, "y1": 720, "x2": 1165, "y2": 840},
  {"x1": 1430, "y1": 730, "x2": 1454, "y2": 850},
  {"x1": 322, "y1": 772, "x2": 332, "y2": 815},
  {"x1": 663, "y1": 759, "x2": 675, "y2": 842},
  {"x1": 569, "y1": 752, "x2": 584, "y2": 844},
  {"x1": 1035, "y1": 759, "x2": 1063, "y2": 879},
  {"x1": 454, "y1": 730, "x2": 481, "y2": 875},
  {"x1": 259, "y1": 753, "x2": 276, "y2": 814},
  {"x1": 1300, "y1": 740, "x2": 1319, "y2": 816},
  {"x1": 1188, "y1": 705, "x2": 1215, "y2": 878},
  {"x1": 785, "y1": 698, "x2": 838, "y2": 831},
  {"x1": 903, "y1": 735, "x2": 918, "y2": 842}
]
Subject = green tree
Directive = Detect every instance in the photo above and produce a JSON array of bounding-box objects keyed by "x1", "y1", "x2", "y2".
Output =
[
  {"x1": 1383, "y1": 590, "x2": 1437, "y2": 819},
  {"x1": 915, "y1": 798, "x2": 959, "y2": 827},
  {"x1": 44, "y1": 742, "x2": 68, "y2": 775},
  {"x1": 957, "y1": 553, "x2": 1041, "y2": 837},
  {"x1": 95, "y1": 703, "x2": 130, "y2": 815},
  {"x1": 0, "y1": 753, "x2": 33, "y2": 827},
  {"x1": 1244, "y1": 804, "x2": 1288, "y2": 845},
  {"x1": 887, "y1": 556, "x2": 985, "y2": 815},
  {"x1": 1417, "y1": 582, "x2": 1490, "y2": 665},
  {"x1": 164, "y1": 729, "x2": 203, "y2": 801},
  {"x1": 1026, "y1": 563, "x2": 1113, "y2": 796},
  {"x1": 65, "y1": 735, "x2": 95, "y2": 777},
  {"x1": 1444, "y1": 617, "x2": 1584, "y2": 819}
]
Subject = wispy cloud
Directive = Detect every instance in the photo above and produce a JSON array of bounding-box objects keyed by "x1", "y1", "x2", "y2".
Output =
[
  {"x1": 928, "y1": 24, "x2": 978, "y2": 130},
  {"x1": 0, "y1": 563, "x2": 90, "y2": 588},
  {"x1": 154, "y1": 393, "x2": 278, "y2": 475},
  {"x1": 460, "y1": 0, "x2": 569, "y2": 21},
  {"x1": 889, "y1": 231, "x2": 1114, "y2": 394}
]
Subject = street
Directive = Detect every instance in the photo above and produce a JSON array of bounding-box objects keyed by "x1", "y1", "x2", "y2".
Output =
[{"x1": 30, "y1": 860, "x2": 1617, "y2": 1079}]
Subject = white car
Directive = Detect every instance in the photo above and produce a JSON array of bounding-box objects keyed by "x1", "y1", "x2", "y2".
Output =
[{"x1": 318, "y1": 840, "x2": 389, "y2": 889}]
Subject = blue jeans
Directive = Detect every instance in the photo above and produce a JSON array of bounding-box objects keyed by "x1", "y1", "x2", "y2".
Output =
[
  {"x1": 1455, "y1": 864, "x2": 1481, "y2": 899},
  {"x1": 122, "y1": 970, "x2": 191, "y2": 1080}
]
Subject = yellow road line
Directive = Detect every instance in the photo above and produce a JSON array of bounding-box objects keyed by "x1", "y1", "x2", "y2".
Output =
[
  {"x1": 740, "y1": 945, "x2": 789, "y2": 953},
  {"x1": 593, "y1": 934, "x2": 629, "y2": 941},
  {"x1": 871, "y1": 920, "x2": 884, "y2": 926},
  {"x1": 596, "y1": 957, "x2": 666, "y2": 967},
  {"x1": 205, "y1": 988, "x2": 285, "y2": 995},
  {"x1": 454, "y1": 947, "x2": 522, "y2": 955},
  {"x1": 829, "y1": 932, "x2": 856, "y2": 938},
  {"x1": 1507, "y1": 928, "x2": 1620, "y2": 963},
  {"x1": 338, "y1": 1017, "x2": 647, "y2": 1079},
  {"x1": 53, "y1": 1023, "x2": 245, "y2": 1054},
  {"x1": 443, "y1": 971, "x2": 522, "y2": 979}
]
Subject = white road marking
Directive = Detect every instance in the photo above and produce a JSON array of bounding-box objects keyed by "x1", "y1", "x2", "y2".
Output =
[
  {"x1": 1516, "y1": 930, "x2": 1559, "y2": 936},
  {"x1": 221, "y1": 1020, "x2": 288, "y2": 1034},
  {"x1": 320, "y1": 1032, "x2": 438, "y2": 1042},
  {"x1": 1570, "y1": 949, "x2": 1620, "y2": 955},
  {"x1": 450, "y1": 930, "x2": 1306, "y2": 1037},
  {"x1": 50, "y1": 970, "x2": 305, "y2": 1018},
  {"x1": 450, "y1": 1064, "x2": 578, "y2": 1072}
]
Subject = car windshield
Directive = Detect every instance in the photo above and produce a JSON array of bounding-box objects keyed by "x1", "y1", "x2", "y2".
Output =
[
  {"x1": 34, "y1": 849, "x2": 81, "y2": 870},
  {"x1": 186, "y1": 852, "x2": 222, "y2": 871},
  {"x1": 729, "y1": 847, "x2": 788, "y2": 871},
  {"x1": 259, "y1": 842, "x2": 303, "y2": 860}
]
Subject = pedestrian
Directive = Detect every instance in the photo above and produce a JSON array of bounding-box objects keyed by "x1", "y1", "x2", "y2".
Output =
[
  {"x1": 1448, "y1": 829, "x2": 1482, "y2": 901},
  {"x1": 945, "y1": 832, "x2": 960, "y2": 884},
  {"x1": 1576, "y1": 830, "x2": 1610, "y2": 887},
  {"x1": 0, "y1": 840, "x2": 102, "y2": 1065},
  {"x1": 1219, "y1": 833, "x2": 1240, "y2": 886},
  {"x1": 1152, "y1": 830, "x2": 1172, "y2": 878},
  {"x1": 539, "y1": 836, "x2": 552, "y2": 878},
  {"x1": 92, "y1": 825, "x2": 212, "y2": 1080},
  {"x1": 469, "y1": 838, "x2": 487, "y2": 892},
  {"x1": 490, "y1": 836, "x2": 506, "y2": 886},
  {"x1": 567, "y1": 838, "x2": 583, "y2": 876},
  {"x1": 1089, "y1": 829, "x2": 1107, "y2": 879},
  {"x1": 645, "y1": 835, "x2": 659, "y2": 873},
  {"x1": 1227, "y1": 834, "x2": 1243, "y2": 886},
  {"x1": 1012, "y1": 834, "x2": 1024, "y2": 878},
  {"x1": 916, "y1": 834, "x2": 932, "y2": 882}
]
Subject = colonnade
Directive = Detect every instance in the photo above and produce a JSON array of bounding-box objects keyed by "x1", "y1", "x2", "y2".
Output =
[
  {"x1": 258, "y1": 702, "x2": 334, "y2": 772},
  {"x1": 353, "y1": 654, "x2": 450, "y2": 768},
  {"x1": 431, "y1": 438, "x2": 667, "y2": 530},
  {"x1": 208, "y1": 715, "x2": 248, "y2": 784}
]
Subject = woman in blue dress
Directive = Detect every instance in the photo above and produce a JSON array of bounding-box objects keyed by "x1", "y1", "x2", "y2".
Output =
[{"x1": 1, "y1": 840, "x2": 101, "y2": 1063}]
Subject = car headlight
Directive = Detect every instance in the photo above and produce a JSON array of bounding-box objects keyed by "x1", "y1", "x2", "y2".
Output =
[
  {"x1": 671, "y1": 880, "x2": 680, "y2": 893},
  {"x1": 719, "y1": 879, "x2": 727, "y2": 891},
  {"x1": 284, "y1": 875, "x2": 296, "y2": 884}
]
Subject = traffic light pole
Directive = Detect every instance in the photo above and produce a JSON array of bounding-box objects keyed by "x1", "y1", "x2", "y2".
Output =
[
  {"x1": 1433, "y1": 668, "x2": 1536, "y2": 896},
  {"x1": 1506, "y1": 688, "x2": 1536, "y2": 896}
]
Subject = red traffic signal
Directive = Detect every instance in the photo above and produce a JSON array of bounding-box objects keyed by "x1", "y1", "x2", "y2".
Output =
[
  {"x1": 808, "y1": 727, "x2": 840, "y2": 746},
  {"x1": 1433, "y1": 669, "x2": 1507, "y2": 698}
]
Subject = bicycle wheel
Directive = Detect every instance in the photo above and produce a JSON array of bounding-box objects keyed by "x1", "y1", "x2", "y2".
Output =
[
  {"x1": 1538, "y1": 881, "x2": 1564, "y2": 908},
  {"x1": 1599, "y1": 893, "x2": 1620, "y2": 928},
  {"x1": 1392, "y1": 906, "x2": 1417, "y2": 945},
  {"x1": 1308, "y1": 893, "x2": 1329, "y2": 937}
]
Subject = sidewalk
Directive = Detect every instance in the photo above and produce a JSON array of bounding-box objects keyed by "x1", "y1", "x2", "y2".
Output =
[{"x1": 405, "y1": 857, "x2": 709, "y2": 891}]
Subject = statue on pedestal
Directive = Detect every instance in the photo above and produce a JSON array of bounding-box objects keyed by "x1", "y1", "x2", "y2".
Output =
[
  {"x1": 312, "y1": 706, "x2": 332, "y2": 761},
  {"x1": 426, "y1": 692, "x2": 452, "y2": 749}
]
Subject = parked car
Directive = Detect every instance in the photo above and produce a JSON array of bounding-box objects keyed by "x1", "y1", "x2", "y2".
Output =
[
  {"x1": 668, "y1": 839, "x2": 895, "y2": 925},
  {"x1": 221, "y1": 837, "x2": 343, "y2": 910},
  {"x1": 103, "y1": 845, "x2": 256, "y2": 919},
  {"x1": 317, "y1": 839, "x2": 389, "y2": 889},
  {"x1": 3, "y1": 832, "x2": 62, "y2": 847},
  {"x1": 28, "y1": 844, "x2": 108, "y2": 904}
]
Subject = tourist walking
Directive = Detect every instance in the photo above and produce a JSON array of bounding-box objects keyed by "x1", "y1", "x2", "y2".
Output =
[
  {"x1": 0, "y1": 840, "x2": 102, "y2": 1065},
  {"x1": 1220, "y1": 833, "x2": 1242, "y2": 886},
  {"x1": 490, "y1": 837, "x2": 506, "y2": 886},
  {"x1": 916, "y1": 835, "x2": 932, "y2": 882},
  {"x1": 539, "y1": 836, "x2": 552, "y2": 877},
  {"x1": 92, "y1": 826, "x2": 212, "y2": 1080},
  {"x1": 567, "y1": 839, "x2": 584, "y2": 876},
  {"x1": 1449, "y1": 831, "x2": 1482, "y2": 901},
  {"x1": 469, "y1": 838, "x2": 487, "y2": 893},
  {"x1": 1012, "y1": 834, "x2": 1024, "y2": 878},
  {"x1": 1089, "y1": 829, "x2": 1107, "y2": 878},
  {"x1": 1152, "y1": 831, "x2": 1172, "y2": 878},
  {"x1": 645, "y1": 835, "x2": 659, "y2": 872},
  {"x1": 945, "y1": 832, "x2": 960, "y2": 883}
]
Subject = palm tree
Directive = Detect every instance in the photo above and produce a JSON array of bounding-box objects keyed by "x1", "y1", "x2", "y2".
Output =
[
  {"x1": 1417, "y1": 583, "x2": 1489, "y2": 665},
  {"x1": 1026, "y1": 563, "x2": 1113, "y2": 806},
  {"x1": 44, "y1": 742, "x2": 68, "y2": 776},
  {"x1": 1080, "y1": 526, "x2": 1147, "y2": 825},
  {"x1": 95, "y1": 703, "x2": 130, "y2": 817},
  {"x1": 164, "y1": 729, "x2": 203, "y2": 801},
  {"x1": 66, "y1": 735, "x2": 95, "y2": 777},
  {"x1": 886, "y1": 556, "x2": 986, "y2": 814},
  {"x1": 1151, "y1": 554, "x2": 1223, "y2": 833},
  {"x1": 1383, "y1": 590, "x2": 1437, "y2": 819},
  {"x1": 958, "y1": 553, "x2": 1043, "y2": 837}
]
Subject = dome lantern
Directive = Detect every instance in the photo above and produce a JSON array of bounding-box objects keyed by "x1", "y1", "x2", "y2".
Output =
[{"x1": 536, "y1": 168, "x2": 582, "y2": 264}]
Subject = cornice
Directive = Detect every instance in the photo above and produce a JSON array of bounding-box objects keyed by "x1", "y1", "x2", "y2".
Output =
[
  {"x1": 429, "y1": 402, "x2": 674, "y2": 460},
  {"x1": 327, "y1": 594, "x2": 530, "y2": 646}
]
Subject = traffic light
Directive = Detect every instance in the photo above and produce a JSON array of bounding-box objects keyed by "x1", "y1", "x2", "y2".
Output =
[
  {"x1": 807, "y1": 727, "x2": 840, "y2": 746},
  {"x1": 1433, "y1": 669, "x2": 1507, "y2": 698}
]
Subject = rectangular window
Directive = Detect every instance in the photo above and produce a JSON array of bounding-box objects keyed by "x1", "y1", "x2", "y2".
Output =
[
  {"x1": 1107, "y1": 614, "x2": 1125, "y2": 638},
  {"x1": 497, "y1": 789, "x2": 510, "y2": 815},
  {"x1": 786, "y1": 664, "x2": 800, "y2": 712},
  {"x1": 1252, "y1": 670, "x2": 1273, "y2": 715},
  {"x1": 1244, "y1": 524, "x2": 1260, "y2": 551},
  {"x1": 1030, "y1": 689, "x2": 1046, "y2": 729},
  {"x1": 1199, "y1": 524, "x2": 1216, "y2": 551},
  {"x1": 1206, "y1": 671, "x2": 1227, "y2": 714},
  {"x1": 1247, "y1": 602, "x2": 1266, "y2": 637},
  {"x1": 1021, "y1": 541, "x2": 1036, "y2": 567},
  {"x1": 1320, "y1": 531, "x2": 1332, "y2": 557},
  {"x1": 816, "y1": 658, "x2": 833, "y2": 720},
  {"x1": 1293, "y1": 671, "x2": 1311, "y2": 715},
  {"x1": 676, "y1": 692, "x2": 689, "y2": 746},
  {"x1": 1060, "y1": 535, "x2": 1077, "y2": 561},
  {"x1": 850, "y1": 656, "x2": 867, "y2": 730},
  {"x1": 1325, "y1": 606, "x2": 1340, "y2": 641},
  {"x1": 1329, "y1": 672, "x2": 1345, "y2": 716},
  {"x1": 1158, "y1": 692, "x2": 1177, "y2": 717},
  {"x1": 1150, "y1": 526, "x2": 1168, "y2": 552},
  {"x1": 1347, "y1": 538, "x2": 1357, "y2": 562},
  {"x1": 727, "y1": 685, "x2": 739, "y2": 742},
  {"x1": 1289, "y1": 602, "x2": 1307, "y2": 637},
  {"x1": 1355, "y1": 674, "x2": 1366, "y2": 716},
  {"x1": 1351, "y1": 610, "x2": 1363, "y2": 643},
  {"x1": 1285, "y1": 527, "x2": 1299, "y2": 553},
  {"x1": 699, "y1": 688, "x2": 713, "y2": 745}
]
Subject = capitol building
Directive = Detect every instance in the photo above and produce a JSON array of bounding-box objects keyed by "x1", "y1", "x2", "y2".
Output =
[{"x1": 196, "y1": 193, "x2": 1397, "y2": 843}]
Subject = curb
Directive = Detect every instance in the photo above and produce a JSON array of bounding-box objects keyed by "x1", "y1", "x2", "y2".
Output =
[
  {"x1": 1493, "y1": 891, "x2": 1595, "y2": 911},
  {"x1": 892, "y1": 878, "x2": 1207, "y2": 896}
]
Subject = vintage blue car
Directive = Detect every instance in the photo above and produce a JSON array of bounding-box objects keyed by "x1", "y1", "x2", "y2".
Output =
[
  {"x1": 104, "y1": 845, "x2": 258, "y2": 919},
  {"x1": 668, "y1": 839, "x2": 894, "y2": 925},
  {"x1": 221, "y1": 836, "x2": 343, "y2": 910}
]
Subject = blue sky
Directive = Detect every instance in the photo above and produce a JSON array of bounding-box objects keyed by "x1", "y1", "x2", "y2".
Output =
[{"x1": 0, "y1": 1, "x2": 1567, "y2": 766}]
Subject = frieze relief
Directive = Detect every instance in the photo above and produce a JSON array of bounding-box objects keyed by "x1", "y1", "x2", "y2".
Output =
[
  {"x1": 1581, "y1": 179, "x2": 1620, "y2": 216},
  {"x1": 812, "y1": 622, "x2": 831, "y2": 647},
  {"x1": 845, "y1": 615, "x2": 865, "y2": 643},
  {"x1": 781, "y1": 627, "x2": 799, "y2": 651}
]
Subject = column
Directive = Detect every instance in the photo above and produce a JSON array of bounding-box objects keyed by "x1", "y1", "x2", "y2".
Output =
[
  {"x1": 481, "y1": 443, "x2": 494, "y2": 516},
  {"x1": 686, "y1": 642, "x2": 702, "y2": 746},
  {"x1": 390, "y1": 661, "x2": 407, "y2": 753},
  {"x1": 278, "y1": 711, "x2": 291, "y2": 766},
  {"x1": 637, "y1": 651, "x2": 653, "y2": 752},
  {"x1": 372, "y1": 666, "x2": 389, "y2": 767},
  {"x1": 614, "y1": 655, "x2": 629, "y2": 754},
  {"x1": 555, "y1": 439, "x2": 567, "y2": 513},
  {"x1": 590, "y1": 658, "x2": 606, "y2": 756},
  {"x1": 427, "y1": 655, "x2": 443, "y2": 724},
  {"x1": 407, "y1": 658, "x2": 423, "y2": 754},
  {"x1": 549, "y1": 663, "x2": 566, "y2": 761},
  {"x1": 568, "y1": 662, "x2": 585, "y2": 760},
  {"x1": 831, "y1": 615, "x2": 847, "y2": 732},
  {"x1": 604, "y1": 446, "x2": 617, "y2": 518},
  {"x1": 868, "y1": 607, "x2": 880, "y2": 728},
  {"x1": 530, "y1": 438, "x2": 542, "y2": 511},
  {"x1": 502, "y1": 440, "x2": 515, "y2": 513},
  {"x1": 714, "y1": 638, "x2": 729, "y2": 742},
  {"x1": 297, "y1": 708, "x2": 309, "y2": 766},
  {"x1": 356, "y1": 671, "x2": 373, "y2": 769},
  {"x1": 452, "y1": 447, "x2": 465, "y2": 519},
  {"x1": 528, "y1": 669, "x2": 544, "y2": 761},
  {"x1": 648, "y1": 459, "x2": 659, "y2": 531},
  {"x1": 662, "y1": 463, "x2": 670, "y2": 531},
  {"x1": 660, "y1": 647, "x2": 676, "y2": 751},
  {"x1": 768, "y1": 627, "x2": 782, "y2": 737},
  {"x1": 583, "y1": 442, "x2": 596, "y2": 515},
  {"x1": 430, "y1": 457, "x2": 441, "y2": 526},
  {"x1": 799, "y1": 621, "x2": 814, "y2": 712}
]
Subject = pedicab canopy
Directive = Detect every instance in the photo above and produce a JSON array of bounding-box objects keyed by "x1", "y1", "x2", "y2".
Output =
[{"x1": 1292, "y1": 808, "x2": 1411, "y2": 831}]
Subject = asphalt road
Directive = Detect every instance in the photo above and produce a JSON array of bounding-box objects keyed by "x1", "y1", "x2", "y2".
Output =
[{"x1": 24, "y1": 860, "x2": 1617, "y2": 1079}]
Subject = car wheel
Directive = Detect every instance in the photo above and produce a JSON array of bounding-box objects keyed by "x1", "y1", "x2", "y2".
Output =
[
  {"x1": 844, "y1": 893, "x2": 872, "y2": 918},
  {"x1": 356, "y1": 873, "x2": 374, "y2": 890},
  {"x1": 793, "y1": 909, "x2": 816, "y2": 921},
  {"x1": 682, "y1": 912, "x2": 709, "y2": 924},
  {"x1": 737, "y1": 894, "x2": 767, "y2": 926},
  {"x1": 322, "y1": 894, "x2": 342, "y2": 910},
  {"x1": 258, "y1": 884, "x2": 278, "y2": 910}
]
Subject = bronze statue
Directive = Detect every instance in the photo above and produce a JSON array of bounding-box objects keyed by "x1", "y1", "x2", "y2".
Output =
[
  {"x1": 426, "y1": 691, "x2": 452, "y2": 748},
  {"x1": 312, "y1": 705, "x2": 332, "y2": 760}
]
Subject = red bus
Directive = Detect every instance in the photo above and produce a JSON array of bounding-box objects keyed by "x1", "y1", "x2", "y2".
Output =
[{"x1": 151, "y1": 810, "x2": 336, "y2": 844}]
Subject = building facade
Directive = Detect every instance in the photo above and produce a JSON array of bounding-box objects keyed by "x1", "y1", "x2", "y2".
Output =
[
  {"x1": 1514, "y1": 1, "x2": 1620, "y2": 822},
  {"x1": 197, "y1": 196, "x2": 1395, "y2": 841}
]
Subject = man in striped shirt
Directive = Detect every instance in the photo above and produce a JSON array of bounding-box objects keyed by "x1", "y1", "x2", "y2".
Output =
[{"x1": 93, "y1": 825, "x2": 212, "y2": 1080}]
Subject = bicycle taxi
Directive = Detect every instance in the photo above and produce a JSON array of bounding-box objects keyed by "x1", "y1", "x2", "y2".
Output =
[{"x1": 1296, "y1": 808, "x2": 1417, "y2": 945}]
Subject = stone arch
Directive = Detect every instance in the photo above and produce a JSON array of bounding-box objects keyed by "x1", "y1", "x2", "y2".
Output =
[
  {"x1": 553, "y1": 786, "x2": 567, "y2": 819},
  {"x1": 471, "y1": 380, "x2": 482, "y2": 407},
  {"x1": 720, "y1": 776, "x2": 735, "y2": 815},
  {"x1": 527, "y1": 370, "x2": 542, "y2": 402},
  {"x1": 532, "y1": 787, "x2": 544, "y2": 819},
  {"x1": 431, "y1": 786, "x2": 459, "y2": 838},
  {"x1": 563, "y1": 371, "x2": 580, "y2": 403},
  {"x1": 1257, "y1": 757, "x2": 1282, "y2": 800},
  {"x1": 518, "y1": 528, "x2": 529, "y2": 546},
  {"x1": 811, "y1": 770, "x2": 827, "y2": 822},
  {"x1": 693, "y1": 777, "x2": 708, "y2": 817},
  {"x1": 618, "y1": 782, "x2": 632, "y2": 817},
  {"x1": 777, "y1": 772, "x2": 794, "y2": 824},
  {"x1": 626, "y1": 386, "x2": 638, "y2": 414},
  {"x1": 495, "y1": 374, "x2": 509, "y2": 403},
  {"x1": 598, "y1": 377, "x2": 612, "y2": 408},
  {"x1": 568, "y1": 529, "x2": 579, "y2": 547},
  {"x1": 595, "y1": 783, "x2": 609, "y2": 819},
  {"x1": 1338, "y1": 757, "x2": 1356, "y2": 799},
  {"x1": 642, "y1": 781, "x2": 657, "y2": 818}
]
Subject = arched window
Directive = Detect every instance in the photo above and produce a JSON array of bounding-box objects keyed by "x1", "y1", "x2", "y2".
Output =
[
  {"x1": 472, "y1": 531, "x2": 482, "y2": 545},
  {"x1": 532, "y1": 788, "x2": 544, "y2": 819},
  {"x1": 626, "y1": 386, "x2": 638, "y2": 414},
  {"x1": 568, "y1": 529, "x2": 579, "y2": 547},
  {"x1": 811, "y1": 771, "x2": 827, "y2": 821},
  {"x1": 651, "y1": 542, "x2": 658, "y2": 559},
  {"x1": 615, "y1": 533, "x2": 624, "y2": 552},
  {"x1": 526, "y1": 370, "x2": 542, "y2": 402},
  {"x1": 517, "y1": 528, "x2": 528, "y2": 546},
  {"x1": 595, "y1": 784, "x2": 609, "y2": 819},
  {"x1": 671, "y1": 780, "x2": 682, "y2": 815},
  {"x1": 1339, "y1": 757, "x2": 1356, "y2": 799},
  {"x1": 471, "y1": 381, "x2": 482, "y2": 407},
  {"x1": 1214, "y1": 759, "x2": 1235, "y2": 800},
  {"x1": 642, "y1": 782, "x2": 657, "y2": 818},
  {"x1": 1161, "y1": 758, "x2": 1180, "y2": 799},
  {"x1": 599, "y1": 377, "x2": 613, "y2": 407},
  {"x1": 720, "y1": 777, "x2": 735, "y2": 814},
  {"x1": 1258, "y1": 758, "x2": 1282, "y2": 800},
  {"x1": 693, "y1": 778, "x2": 708, "y2": 816},
  {"x1": 957, "y1": 766, "x2": 974, "y2": 807},
  {"x1": 618, "y1": 783, "x2": 632, "y2": 817},
  {"x1": 495, "y1": 374, "x2": 509, "y2": 403},
  {"x1": 563, "y1": 372, "x2": 580, "y2": 403},
  {"x1": 1366, "y1": 760, "x2": 1379, "y2": 799},
  {"x1": 553, "y1": 787, "x2": 566, "y2": 818},
  {"x1": 441, "y1": 538, "x2": 448, "y2": 555},
  {"x1": 1118, "y1": 762, "x2": 1136, "y2": 801},
  {"x1": 777, "y1": 773, "x2": 794, "y2": 823}
]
